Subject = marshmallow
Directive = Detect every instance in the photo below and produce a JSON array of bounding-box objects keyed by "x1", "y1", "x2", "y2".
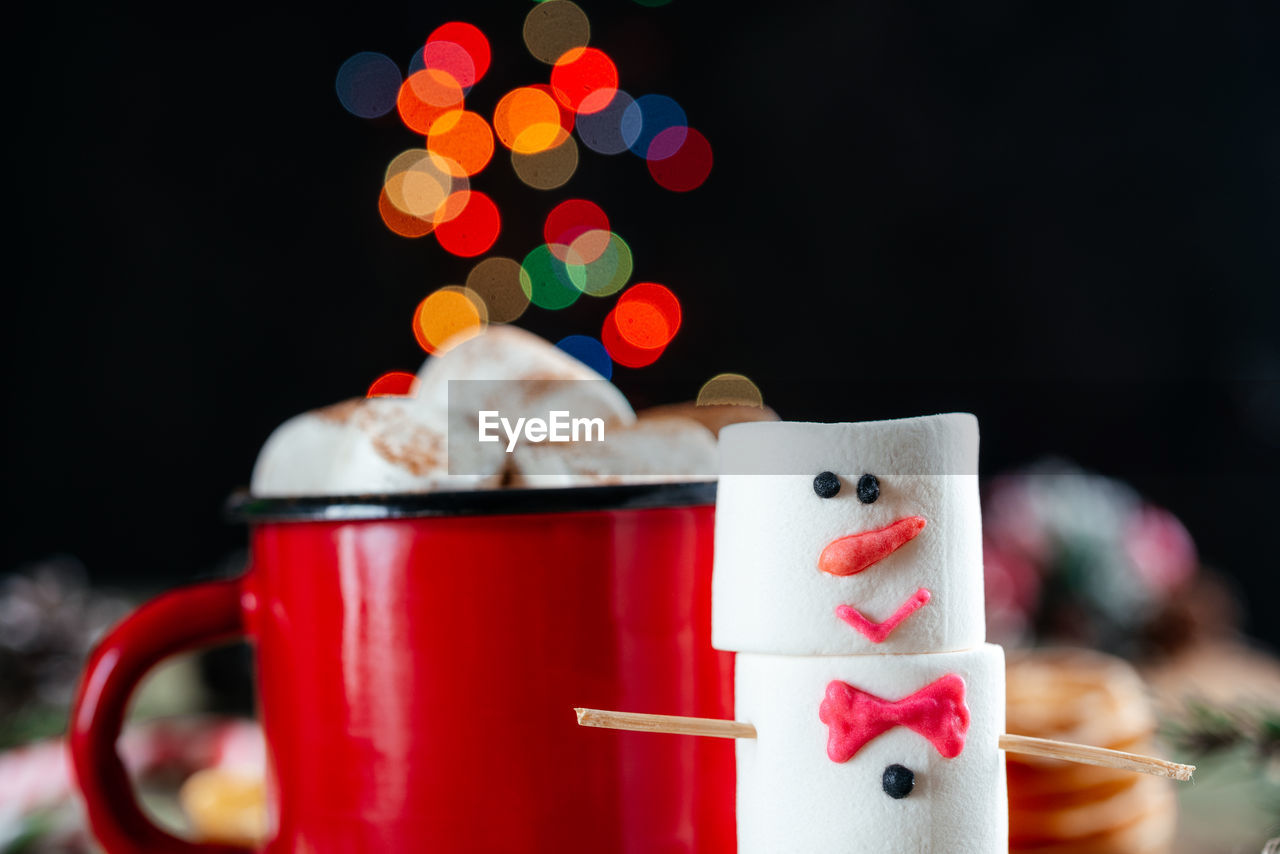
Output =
[
  {"x1": 734, "y1": 644, "x2": 1007, "y2": 854},
  {"x1": 251, "y1": 328, "x2": 649, "y2": 496},
  {"x1": 712, "y1": 415, "x2": 984, "y2": 655},
  {"x1": 250, "y1": 397, "x2": 504, "y2": 496},
  {"x1": 508, "y1": 415, "x2": 717, "y2": 487},
  {"x1": 249, "y1": 400, "x2": 359, "y2": 496}
]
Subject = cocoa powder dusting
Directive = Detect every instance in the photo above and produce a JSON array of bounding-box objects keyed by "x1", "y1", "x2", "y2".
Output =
[{"x1": 371, "y1": 423, "x2": 444, "y2": 476}]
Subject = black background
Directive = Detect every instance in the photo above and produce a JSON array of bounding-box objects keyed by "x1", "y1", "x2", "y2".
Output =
[{"x1": 9, "y1": 2, "x2": 1279, "y2": 644}]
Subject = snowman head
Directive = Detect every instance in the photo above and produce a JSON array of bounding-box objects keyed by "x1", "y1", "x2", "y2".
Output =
[{"x1": 711, "y1": 414, "x2": 983, "y2": 655}]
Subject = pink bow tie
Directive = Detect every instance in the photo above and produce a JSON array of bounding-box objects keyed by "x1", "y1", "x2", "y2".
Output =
[{"x1": 819, "y1": 674, "x2": 969, "y2": 762}]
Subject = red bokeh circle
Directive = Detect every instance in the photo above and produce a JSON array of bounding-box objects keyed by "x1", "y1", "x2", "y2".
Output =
[
  {"x1": 602, "y1": 309, "x2": 666, "y2": 368},
  {"x1": 550, "y1": 47, "x2": 619, "y2": 115},
  {"x1": 367, "y1": 371, "x2": 420, "y2": 397},
  {"x1": 544, "y1": 199, "x2": 609, "y2": 259},
  {"x1": 434, "y1": 191, "x2": 501, "y2": 257},
  {"x1": 427, "y1": 22, "x2": 491, "y2": 82},
  {"x1": 647, "y1": 127, "x2": 713, "y2": 192},
  {"x1": 615, "y1": 282, "x2": 681, "y2": 349}
]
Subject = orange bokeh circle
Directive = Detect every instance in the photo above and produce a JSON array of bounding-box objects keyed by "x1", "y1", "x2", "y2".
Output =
[
  {"x1": 396, "y1": 69, "x2": 464, "y2": 134},
  {"x1": 427, "y1": 109, "x2": 494, "y2": 176},
  {"x1": 493, "y1": 86, "x2": 570, "y2": 154},
  {"x1": 412, "y1": 286, "x2": 488, "y2": 354}
]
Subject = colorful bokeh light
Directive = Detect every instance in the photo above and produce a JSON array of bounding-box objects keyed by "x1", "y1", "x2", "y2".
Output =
[
  {"x1": 574, "y1": 89, "x2": 638, "y2": 155},
  {"x1": 408, "y1": 47, "x2": 427, "y2": 76},
  {"x1": 557, "y1": 335, "x2": 613, "y2": 380},
  {"x1": 550, "y1": 47, "x2": 619, "y2": 114},
  {"x1": 647, "y1": 127, "x2": 713, "y2": 191},
  {"x1": 431, "y1": 189, "x2": 472, "y2": 225},
  {"x1": 602, "y1": 308, "x2": 666, "y2": 368},
  {"x1": 645, "y1": 123, "x2": 687, "y2": 161},
  {"x1": 378, "y1": 186, "x2": 435, "y2": 238},
  {"x1": 427, "y1": 22, "x2": 492, "y2": 83},
  {"x1": 336, "y1": 52, "x2": 402, "y2": 119},
  {"x1": 351, "y1": 11, "x2": 711, "y2": 374},
  {"x1": 696, "y1": 373, "x2": 764, "y2": 407},
  {"x1": 523, "y1": 1, "x2": 590, "y2": 65},
  {"x1": 511, "y1": 135, "x2": 579, "y2": 189},
  {"x1": 614, "y1": 282, "x2": 681, "y2": 349},
  {"x1": 413, "y1": 286, "x2": 488, "y2": 354},
  {"x1": 493, "y1": 86, "x2": 570, "y2": 154},
  {"x1": 383, "y1": 149, "x2": 464, "y2": 220},
  {"x1": 564, "y1": 227, "x2": 612, "y2": 265},
  {"x1": 520, "y1": 245, "x2": 582, "y2": 310},
  {"x1": 367, "y1": 371, "x2": 420, "y2": 398},
  {"x1": 466, "y1": 257, "x2": 529, "y2": 323},
  {"x1": 544, "y1": 199, "x2": 609, "y2": 257},
  {"x1": 623, "y1": 94, "x2": 686, "y2": 157},
  {"x1": 529, "y1": 83, "x2": 577, "y2": 136},
  {"x1": 426, "y1": 109, "x2": 494, "y2": 177},
  {"x1": 422, "y1": 41, "x2": 476, "y2": 92},
  {"x1": 434, "y1": 191, "x2": 501, "y2": 257},
  {"x1": 565, "y1": 231, "x2": 633, "y2": 296},
  {"x1": 396, "y1": 69, "x2": 465, "y2": 134}
]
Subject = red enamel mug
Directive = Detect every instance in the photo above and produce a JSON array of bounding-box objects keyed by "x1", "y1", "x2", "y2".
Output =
[{"x1": 70, "y1": 483, "x2": 735, "y2": 853}]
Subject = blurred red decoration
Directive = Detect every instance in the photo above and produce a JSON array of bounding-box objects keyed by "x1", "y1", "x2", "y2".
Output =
[
  {"x1": 367, "y1": 371, "x2": 420, "y2": 398},
  {"x1": 615, "y1": 282, "x2": 681, "y2": 348},
  {"x1": 426, "y1": 22, "x2": 491, "y2": 83},
  {"x1": 602, "y1": 308, "x2": 666, "y2": 368},
  {"x1": 435, "y1": 191, "x2": 501, "y2": 257},
  {"x1": 550, "y1": 47, "x2": 619, "y2": 114},
  {"x1": 544, "y1": 199, "x2": 609, "y2": 260},
  {"x1": 647, "y1": 127, "x2": 713, "y2": 192}
]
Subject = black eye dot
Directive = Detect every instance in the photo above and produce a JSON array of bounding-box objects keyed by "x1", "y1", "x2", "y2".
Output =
[
  {"x1": 813, "y1": 471, "x2": 841, "y2": 499},
  {"x1": 882, "y1": 764, "x2": 915, "y2": 799},
  {"x1": 856, "y1": 474, "x2": 880, "y2": 504}
]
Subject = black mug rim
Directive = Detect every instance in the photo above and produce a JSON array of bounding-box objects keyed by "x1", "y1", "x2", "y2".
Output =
[{"x1": 225, "y1": 480, "x2": 718, "y2": 523}]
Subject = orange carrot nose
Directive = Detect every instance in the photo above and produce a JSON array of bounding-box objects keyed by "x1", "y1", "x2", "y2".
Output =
[{"x1": 817, "y1": 516, "x2": 927, "y2": 576}]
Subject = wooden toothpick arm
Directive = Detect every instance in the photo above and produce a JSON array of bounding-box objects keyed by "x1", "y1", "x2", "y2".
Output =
[
  {"x1": 573, "y1": 708, "x2": 1194, "y2": 782},
  {"x1": 576, "y1": 707, "x2": 757, "y2": 739},
  {"x1": 995, "y1": 734, "x2": 1193, "y2": 781}
]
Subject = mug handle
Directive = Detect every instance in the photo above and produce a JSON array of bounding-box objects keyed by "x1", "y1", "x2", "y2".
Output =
[{"x1": 70, "y1": 576, "x2": 257, "y2": 854}]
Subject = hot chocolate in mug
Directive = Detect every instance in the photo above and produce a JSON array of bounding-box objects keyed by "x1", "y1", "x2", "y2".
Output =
[{"x1": 70, "y1": 483, "x2": 735, "y2": 853}]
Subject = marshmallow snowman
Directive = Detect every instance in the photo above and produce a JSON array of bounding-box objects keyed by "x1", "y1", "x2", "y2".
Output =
[
  {"x1": 714, "y1": 414, "x2": 1008, "y2": 854},
  {"x1": 713, "y1": 415, "x2": 983, "y2": 655}
]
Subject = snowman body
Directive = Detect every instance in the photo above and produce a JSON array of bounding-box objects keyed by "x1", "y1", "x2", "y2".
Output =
[
  {"x1": 714, "y1": 415, "x2": 1008, "y2": 853},
  {"x1": 735, "y1": 647, "x2": 1006, "y2": 854}
]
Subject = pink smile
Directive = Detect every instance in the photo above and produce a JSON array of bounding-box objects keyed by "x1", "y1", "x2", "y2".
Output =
[{"x1": 835, "y1": 588, "x2": 932, "y2": 643}]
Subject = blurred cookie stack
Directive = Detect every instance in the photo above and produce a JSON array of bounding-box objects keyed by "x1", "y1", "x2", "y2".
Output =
[
  {"x1": 1007, "y1": 648, "x2": 1177, "y2": 854},
  {"x1": 180, "y1": 768, "x2": 268, "y2": 848}
]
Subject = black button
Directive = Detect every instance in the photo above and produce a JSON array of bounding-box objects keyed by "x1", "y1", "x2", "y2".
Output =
[
  {"x1": 882, "y1": 764, "x2": 914, "y2": 799},
  {"x1": 856, "y1": 474, "x2": 880, "y2": 504},
  {"x1": 813, "y1": 471, "x2": 841, "y2": 499}
]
